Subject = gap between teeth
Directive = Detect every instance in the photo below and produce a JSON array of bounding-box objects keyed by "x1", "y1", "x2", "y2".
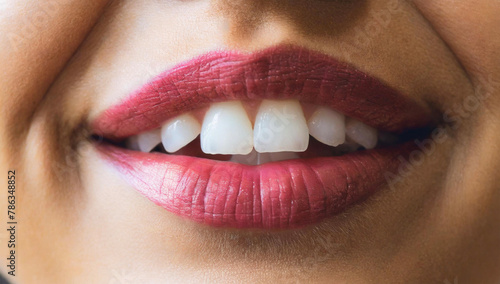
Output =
[{"x1": 127, "y1": 99, "x2": 379, "y2": 157}]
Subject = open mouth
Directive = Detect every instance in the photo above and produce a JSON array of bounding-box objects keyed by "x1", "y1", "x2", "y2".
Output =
[{"x1": 92, "y1": 45, "x2": 433, "y2": 229}]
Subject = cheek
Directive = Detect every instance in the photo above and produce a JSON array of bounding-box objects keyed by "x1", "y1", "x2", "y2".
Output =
[
  {"x1": 62, "y1": 0, "x2": 229, "y2": 121},
  {"x1": 0, "y1": 0, "x2": 108, "y2": 134},
  {"x1": 413, "y1": 1, "x2": 500, "y2": 84}
]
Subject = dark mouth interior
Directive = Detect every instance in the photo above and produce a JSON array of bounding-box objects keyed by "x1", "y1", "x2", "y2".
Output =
[{"x1": 94, "y1": 127, "x2": 432, "y2": 162}]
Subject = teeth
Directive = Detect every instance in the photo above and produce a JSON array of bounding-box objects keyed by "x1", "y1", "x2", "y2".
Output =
[
  {"x1": 230, "y1": 150, "x2": 299, "y2": 165},
  {"x1": 307, "y1": 107, "x2": 345, "y2": 147},
  {"x1": 201, "y1": 101, "x2": 254, "y2": 155},
  {"x1": 268, "y1": 152, "x2": 300, "y2": 162},
  {"x1": 161, "y1": 113, "x2": 201, "y2": 153},
  {"x1": 230, "y1": 150, "x2": 272, "y2": 166},
  {"x1": 137, "y1": 129, "x2": 162, "y2": 152},
  {"x1": 127, "y1": 100, "x2": 384, "y2": 159},
  {"x1": 345, "y1": 118, "x2": 378, "y2": 149},
  {"x1": 254, "y1": 100, "x2": 309, "y2": 153}
]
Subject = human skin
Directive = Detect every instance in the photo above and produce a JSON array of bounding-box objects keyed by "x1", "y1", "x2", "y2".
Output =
[{"x1": 0, "y1": 0, "x2": 499, "y2": 283}]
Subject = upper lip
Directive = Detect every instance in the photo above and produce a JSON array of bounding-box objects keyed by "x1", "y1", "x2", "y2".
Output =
[{"x1": 92, "y1": 44, "x2": 432, "y2": 139}]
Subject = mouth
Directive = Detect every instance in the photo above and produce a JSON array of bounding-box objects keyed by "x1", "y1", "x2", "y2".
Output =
[{"x1": 92, "y1": 45, "x2": 433, "y2": 229}]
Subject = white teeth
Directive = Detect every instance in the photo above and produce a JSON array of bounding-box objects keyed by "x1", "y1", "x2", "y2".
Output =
[
  {"x1": 127, "y1": 100, "x2": 383, "y2": 160},
  {"x1": 161, "y1": 113, "x2": 201, "y2": 153},
  {"x1": 307, "y1": 107, "x2": 345, "y2": 147},
  {"x1": 137, "y1": 128, "x2": 162, "y2": 152},
  {"x1": 201, "y1": 101, "x2": 254, "y2": 155},
  {"x1": 345, "y1": 118, "x2": 378, "y2": 149},
  {"x1": 254, "y1": 100, "x2": 309, "y2": 153}
]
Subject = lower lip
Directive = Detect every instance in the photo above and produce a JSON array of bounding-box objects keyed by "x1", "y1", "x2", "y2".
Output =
[{"x1": 97, "y1": 143, "x2": 414, "y2": 229}]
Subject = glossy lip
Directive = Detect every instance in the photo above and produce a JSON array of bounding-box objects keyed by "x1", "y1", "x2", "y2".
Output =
[{"x1": 93, "y1": 45, "x2": 432, "y2": 229}]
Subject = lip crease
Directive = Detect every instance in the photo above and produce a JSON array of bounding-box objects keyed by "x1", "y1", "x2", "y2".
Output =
[{"x1": 92, "y1": 44, "x2": 432, "y2": 229}]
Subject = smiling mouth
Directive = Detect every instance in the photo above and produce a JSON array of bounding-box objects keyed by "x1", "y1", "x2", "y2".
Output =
[{"x1": 92, "y1": 45, "x2": 433, "y2": 229}]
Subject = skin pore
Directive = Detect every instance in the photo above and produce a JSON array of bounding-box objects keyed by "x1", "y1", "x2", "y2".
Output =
[{"x1": 1, "y1": 0, "x2": 499, "y2": 283}]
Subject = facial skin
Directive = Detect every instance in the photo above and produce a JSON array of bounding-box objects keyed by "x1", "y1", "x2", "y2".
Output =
[{"x1": 1, "y1": 0, "x2": 499, "y2": 283}]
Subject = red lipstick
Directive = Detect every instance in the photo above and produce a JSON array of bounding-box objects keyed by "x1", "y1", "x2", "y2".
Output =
[{"x1": 93, "y1": 45, "x2": 431, "y2": 229}]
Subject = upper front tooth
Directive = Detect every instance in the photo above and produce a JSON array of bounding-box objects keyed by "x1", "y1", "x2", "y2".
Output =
[
  {"x1": 137, "y1": 128, "x2": 162, "y2": 152},
  {"x1": 254, "y1": 100, "x2": 309, "y2": 153},
  {"x1": 161, "y1": 113, "x2": 201, "y2": 153},
  {"x1": 345, "y1": 118, "x2": 378, "y2": 149},
  {"x1": 201, "y1": 101, "x2": 254, "y2": 155},
  {"x1": 307, "y1": 107, "x2": 345, "y2": 147}
]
